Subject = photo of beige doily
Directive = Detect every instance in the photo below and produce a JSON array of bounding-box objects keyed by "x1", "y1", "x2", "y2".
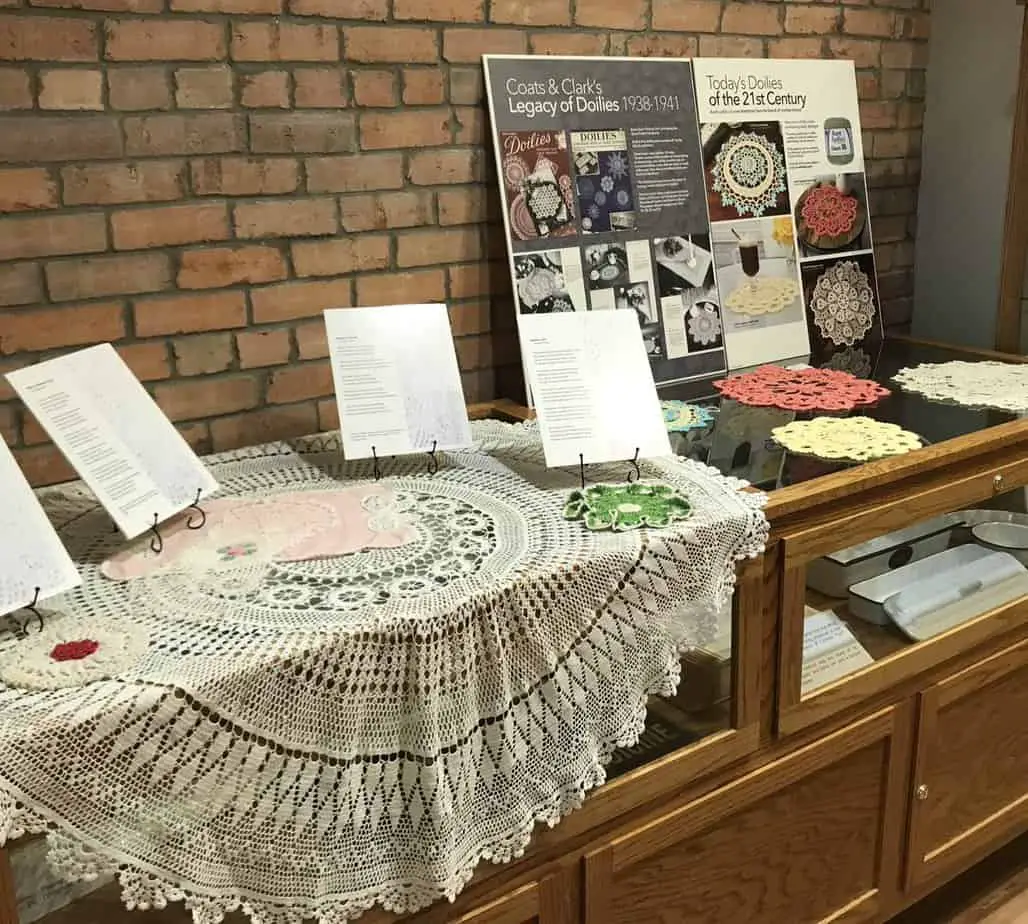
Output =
[
  {"x1": 771, "y1": 416, "x2": 923, "y2": 462},
  {"x1": 725, "y1": 277, "x2": 799, "y2": 316},
  {"x1": 809, "y1": 260, "x2": 876, "y2": 346}
]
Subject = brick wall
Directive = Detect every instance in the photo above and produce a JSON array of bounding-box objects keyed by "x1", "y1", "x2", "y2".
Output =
[{"x1": 0, "y1": 0, "x2": 930, "y2": 485}]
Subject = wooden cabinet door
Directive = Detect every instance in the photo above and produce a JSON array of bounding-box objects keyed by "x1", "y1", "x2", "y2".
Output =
[
  {"x1": 446, "y1": 876, "x2": 575, "y2": 924},
  {"x1": 582, "y1": 707, "x2": 912, "y2": 924},
  {"x1": 907, "y1": 637, "x2": 1028, "y2": 890}
]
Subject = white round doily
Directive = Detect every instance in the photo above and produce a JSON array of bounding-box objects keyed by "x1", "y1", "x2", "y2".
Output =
[
  {"x1": 810, "y1": 260, "x2": 876, "y2": 346},
  {"x1": 725, "y1": 277, "x2": 799, "y2": 316},
  {"x1": 772, "y1": 416, "x2": 923, "y2": 462},
  {"x1": 712, "y1": 131, "x2": 787, "y2": 218},
  {"x1": 0, "y1": 422, "x2": 768, "y2": 924},
  {"x1": 893, "y1": 360, "x2": 1028, "y2": 413}
]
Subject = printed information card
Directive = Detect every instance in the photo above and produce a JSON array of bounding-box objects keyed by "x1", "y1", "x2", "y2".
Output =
[
  {"x1": 325, "y1": 304, "x2": 472, "y2": 460},
  {"x1": 519, "y1": 309, "x2": 671, "y2": 468},
  {"x1": 801, "y1": 608, "x2": 874, "y2": 696},
  {"x1": 6, "y1": 344, "x2": 218, "y2": 540},
  {"x1": 0, "y1": 437, "x2": 80, "y2": 618}
]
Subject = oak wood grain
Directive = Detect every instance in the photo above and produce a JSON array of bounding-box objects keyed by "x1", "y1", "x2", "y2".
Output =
[{"x1": 0, "y1": 850, "x2": 17, "y2": 924}]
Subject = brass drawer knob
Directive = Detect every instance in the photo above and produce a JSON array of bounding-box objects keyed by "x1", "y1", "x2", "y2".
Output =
[
  {"x1": 994, "y1": 474, "x2": 1005, "y2": 490},
  {"x1": 916, "y1": 784, "x2": 929, "y2": 801}
]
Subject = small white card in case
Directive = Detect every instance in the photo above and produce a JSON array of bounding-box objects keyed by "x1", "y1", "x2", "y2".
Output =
[
  {"x1": 519, "y1": 310, "x2": 671, "y2": 468},
  {"x1": 0, "y1": 437, "x2": 81, "y2": 618},
  {"x1": 325, "y1": 304, "x2": 472, "y2": 460},
  {"x1": 801, "y1": 610, "x2": 874, "y2": 696},
  {"x1": 6, "y1": 344, "x2": 218, "y2": 540}
]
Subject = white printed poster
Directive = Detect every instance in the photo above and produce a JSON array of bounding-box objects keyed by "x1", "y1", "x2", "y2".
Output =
[{"x1": 694, "y1": 58, "x2": 883, "y2": 369}]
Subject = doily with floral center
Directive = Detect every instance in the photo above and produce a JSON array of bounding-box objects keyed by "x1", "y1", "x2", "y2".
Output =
[
  {"x1": 725, "y1": 277, "x2": 799, "y2": 316},
  {"x1": 713, "y1": 365, "x2": 890, "y2": 413},
  {"x1": 563, "y1": 483, "x2": 692, "y2": 532},
  {"x1": 712, "y1": 131, "x2": 787, "y2": 218},
  {"x1": 688, "y1": 305, "x2": 722, "y2": 344},
  {"x1": 771, "y1": 416, "x2": 923, "y2": 462},
  {"x1": 662, "y1": 401, "x2": 716, "y2": 433},
  {"x1": 0, "y1": 619, "x2": 149, "y2": 691},
  {"x1": 0, "y1": 423, "x2": 768, "y2": 924},
  {"x1": 810, "y1": 260, "x2": 876, "y2": 346},
  {"x1": 892, "y1": 361, "x2": 1028, "y2": 413},
  {"x1": 801, "y1": 185, "x2": 859, "y2": 238}
]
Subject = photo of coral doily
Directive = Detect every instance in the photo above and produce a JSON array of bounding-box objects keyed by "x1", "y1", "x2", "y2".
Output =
[
  {"x1": 712, "y1": 132, "x2": 787, "y2": 218},
  {"x1": 810, "y1": 260, "x2": 876, "y2": 346},
  {"x1": 725, "y1": 277, "x2": 799, "y2": 316},
  {"x1": 771, "y1": 416, "x2": 923, "y2": 462},
  {"x1": 714, "y1": 365, "x2": 890, "y2": 412},
  {"x1": 893, "y1": 361, "x2": 1028, "y2": 412},
  {"x1": 801, "y1": 185, "x2": 858, "y2": 238},
  {"x1": 662, "y1": 401, "x2": 716, "y2": 432}
]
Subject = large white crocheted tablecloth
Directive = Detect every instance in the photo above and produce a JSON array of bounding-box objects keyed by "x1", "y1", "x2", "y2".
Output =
[{"x1": 0, "y1": 421, "x2": 768, "y2": 924}]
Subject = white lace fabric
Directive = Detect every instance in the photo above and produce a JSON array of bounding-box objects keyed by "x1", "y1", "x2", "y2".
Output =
[
  {"x1": 0, "y1": 423, "x2": 768, "y2": 924},
  {"x1": 810, "y1": 260, "x2": 876, "y2": 346},
  {"x1": 893, "y1": 361, "x2": 1028, "y2": 413}
]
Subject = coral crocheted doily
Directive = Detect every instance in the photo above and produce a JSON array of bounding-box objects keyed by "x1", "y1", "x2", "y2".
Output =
[
  {"x1": 713, "y1": 365, "x2": 890, "y2": 413},
  {"x1": 801, "y1": 185, "x2": 858, "y2": 238}
]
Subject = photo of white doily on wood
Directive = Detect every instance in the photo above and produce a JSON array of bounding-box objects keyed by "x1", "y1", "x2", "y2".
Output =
[
  {"x1": 725, "y1": 277, "x2": 799, "y2": 317},
  {"x1": 893, "y1": 361, "x2": 1028, "y2": 413},
  {"x1": 711, "y1": 130, "x2": 787, "y2": 219},
  {"x1": 807, "y1": 259, "x2": 877, "y2": 347}
]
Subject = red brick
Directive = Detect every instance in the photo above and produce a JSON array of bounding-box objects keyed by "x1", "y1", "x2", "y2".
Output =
[
  {"x1": 251, "y1": 277, "x2": 352, "y2": 323},
  {"x1": 448, "y1": 262, "x2": 502, "y2": 299},
  {"x1": 155, "y1": 375, "x2": 259, "y2": 422},
  {"x1": 191, "y1": 157, "x2": 299, "y2": 196},
  {"x1": 32, "y1": 0, "x2": 161, "y2": 10},
  {"x1": 0, "y1": 213, "x2": 106, "y2": 261},
  {"x1": 290, "y1": 0, "x2": 386, "y2": 16},
  {"x1": 352, "y1": 69, "x2": 396, "y2": 107},
  {"x1": 574, "y1": 0, "x2": 643, "y2": 30},
  {"x1": 0, "y1": 168, "x2": 57, "y2": 212},
  {"x1": 0, "y1": 16, "x2": 97, "y2": 61},
  {"x1": 0, "y1": 302, "x2": 125, "y2": 355},
  {"x1": 175, "y1": 66, "x2": 234, "y2": 109},
  {"x1": 125, "y1": 113, "x2": 244, "y2": 156},
  {"x1": 442, "y1": 28, "x2": 525, "y2": 63},
  {"x1": 454, "y1": 105, "x2": 484, "y2": 144},
  {"x1": 408, "y1": 148, "x2": 479, "y2": 185},
  {"x1": 785, "y1": 6, "x2": 839, "y2": 35},
  {"x1": 134, "y1": 290, "x2": 248, "y2": 334},
  {"x1": 0, "y1": 263, "x2": 41, "y2": 307},
  {"x1": 0, "y1": 67, "x2": 31, "y2": 109},
  {"x1": 0, "y1": 404, "x2": 14, "y2": 444},
  {"x1": 117, "y1": 341, "x2": 170, "y2": 380},
  {"x1": 859, "y1": 101, "x2": 898, "y2": 130},
  {"x1": 0, "y1": 115, "x2": 122, "y2": 161},
  {"x1": 394, "y1": 0, "x2": 482, "y2": 21},
  {"x1": 173, "y1": 0, "x2": 280, "y2": 11},
  {"x1": 437, "y1": 187, "x2": 492, "y2": 225},
  {"x1": 651, "y1": 0, "x2": 719, "y2": 32},
  {"x1": 397, "y1": 227, "x2": 482, "y2": 267},
  {"x1": 528, "y1": 33, "x2": 606, "y2": 55},
  {"x1": 346, "y1": 26, "x2": 437, "y2": 63},
  {"x1": 339, "y1": 190, "x2": 433, "y2": 231},
  {"x1": 291, "y1": 235, "x2": 390, "y2": 276},
  {"x1": 112, "y1": 202, "x2": 230, "y2": 250},
  {"x1": 317, "y1": 397, "x2": 338, "y2": 431},
  {"x1": 232, "y1": 22, "x2": 337, "y2": 62},
  {"x1": 625, "y1": 35, "x2": 698, "y2": 57},
  {"x1": 698, "y1": 34, "x2": 763, "y2": 57},
  {"x1": 15, "y1": 445, "x2": 76, "y2": 486},
  {"x1": 402, "y1": 67, "x2": 444, "y2": 105},
  {"x1": 63, "y1": 162, "x2": 183, "y2": 206},
  {"x1": 241, "y1": 70, "x2": 290, "y2": 108},
  {"x1": 880, "y1": 69, "x2": 906, "y2": 100},
  {"x1": 721, "y1": 2, "x2": 781, "y2": 35},
  {"x1": 491, "y1": 0, "x2": 567, "y2": 25},
  {"x1": 210, "y1": 403, "x2": 318, "y2": 451},
  {"x1": 46, "y1": 253, "x2": 170, "y2": 301},
  {"x1": 250, "y1": 112, "x2": 356, "y2": 153},
  {"x1": 449, "y1": 300, "x2": 489, "y2": 336},
  {"x1": 266, "y1": 362, "x2": 333, "y2": 403},
  {"x1": 455, "y1": 333, "x2": 493, "y2": 370},
  {"x1": 39, "y1": 68, "x2": 103, "y2": 109},
  {"x1": 294, "y1": 320, "x2": 327, "y2": 359},
  {"x1": 234, "y1": 197, "x2": 337, "y2": 238},
  {"x1": 236, "y1": 328, "x2": 291, "y2": 367},
  {"x1": 769, "y1": 36, "x2": 823, "y2": 59},
  {"x1": 306, "y1": 153, "x2": 404, "y2": 192},
  {"x1": 445, "y1": 67, "x2": 479, "y2": 105},
  {"x1": 293, "y1": 68, "x2": 347, "y2": 107},
  {"x1": 361, "y1": 109, "x2": 450, "y2": 150},
  {"x1": 828, "y1": 37, "x2": 881, "y2": 69},
  {"x1": 844, "y1": 8, "x2": 895, "y2": 38},
  {"x1": 105, "y1": 20, "x2": 225, "y2": 61},
  {"x1": 881, "y1": 40, "x2": 927, "y2": 70},
  {"x1": 178, "y1": 245, "x2": 286, "y2": 288},
  {"x1": 356, "y1": 268, "x2": 444, "y2": 305},
  {"x1": 107, "y1": 67, "x2": 171, "y2": 111},
  {"x1": 172, "y1": 333, "x2": 234, "y2": 375},
  {"x1": 898, "y1": 11, "x2": 930, "y2": 41}
]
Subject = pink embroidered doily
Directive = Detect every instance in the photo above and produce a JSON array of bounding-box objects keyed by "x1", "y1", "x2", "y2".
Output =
[
  {"x1": 801, "y1": 185, "x2": 858, "y2": 238},
  {"x1": 713, "y1": 365, "x2": 890, "y2": 412}
]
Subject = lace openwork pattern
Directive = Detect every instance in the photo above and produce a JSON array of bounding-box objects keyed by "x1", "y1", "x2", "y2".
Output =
[
  {"x1": 0, "y1": 423, "x2": 768, "y2": 924},
  {"x1": 893, "y1": 361, "x2": 1028, "y2": 413},
  {"x1": 724, "y1": 277, "x2": 799, "y2": 316},
  {"x1": 810, "y1": 260, "x2": 876, "y2": 346},
  {"x1": 711, "y1": 131, "x2": 787, "y2": 218},
  {"x1": 714, "y1": 365, "x2": 890, "y2": 413},
  {"x1": 771, "y1": 416, "x2": 923, "y2": 462}
]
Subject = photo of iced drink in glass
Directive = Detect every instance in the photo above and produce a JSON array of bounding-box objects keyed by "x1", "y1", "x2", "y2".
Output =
[{"x1": 739, "y1": 234, "x2": 760, "y2": 286}]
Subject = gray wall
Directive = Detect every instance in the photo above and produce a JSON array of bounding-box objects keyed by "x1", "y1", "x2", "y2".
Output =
[{"x1": 912, "y1": 0, "x2": 1024, "y2": 349}]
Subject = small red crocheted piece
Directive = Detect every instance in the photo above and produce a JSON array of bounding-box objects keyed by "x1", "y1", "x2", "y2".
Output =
[
  {"x1": 801, "y1": 185, "x2": 858, "y2": 238},
  {"x1": 713, "y1": 365, "x2": 890, "y2": 412},
  {"x1": 50, "y1": 639, "x2": 100, "y2": 662}
]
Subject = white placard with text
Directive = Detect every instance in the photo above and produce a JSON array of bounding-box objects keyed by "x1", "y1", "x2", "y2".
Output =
[
  {"x1": 519, "y1": 309, "x2": 671, "y2": 468},
  {"x1": 801, "y1": 609, "x2": 874, "y2": 696},
  {"x1": 6, "y1": 344, "x2": 218, "y2": 540},
  {"x1": 325, "y1": 304, "x2": 472, "y2": 460},
  {"x1": 0, "y1": 437, "x2": 80, "y2": 618}
]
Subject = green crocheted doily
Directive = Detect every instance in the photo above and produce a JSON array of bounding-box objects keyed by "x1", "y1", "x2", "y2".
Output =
[{"x1": 563, "y1": 482, "x2": 692, "y2": 532}]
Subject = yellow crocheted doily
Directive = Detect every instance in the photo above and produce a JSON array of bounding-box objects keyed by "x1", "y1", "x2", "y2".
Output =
[
  {"x1": 771, "y1": 416, "x2": 923, "y2": 462},
  {"x1": 725, "y1": 277, "x2": 799, "y2": 316}
]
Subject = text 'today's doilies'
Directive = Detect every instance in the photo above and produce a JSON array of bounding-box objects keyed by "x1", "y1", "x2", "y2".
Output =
[
  {"x1": 893, "y1": 361, "x2": 1028, "y2": 413},
  {"x1": 0, "y1": 422, "x2": 768, "y2": 924}
]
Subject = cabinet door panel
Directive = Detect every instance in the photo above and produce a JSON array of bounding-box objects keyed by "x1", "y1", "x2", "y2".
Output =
[
  {"x1": 908, "y1": 638, "x2": 1028, "y2": 889},
  {"x1": 584, "y1": 707, "x2": 911, "y2": 924}
]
